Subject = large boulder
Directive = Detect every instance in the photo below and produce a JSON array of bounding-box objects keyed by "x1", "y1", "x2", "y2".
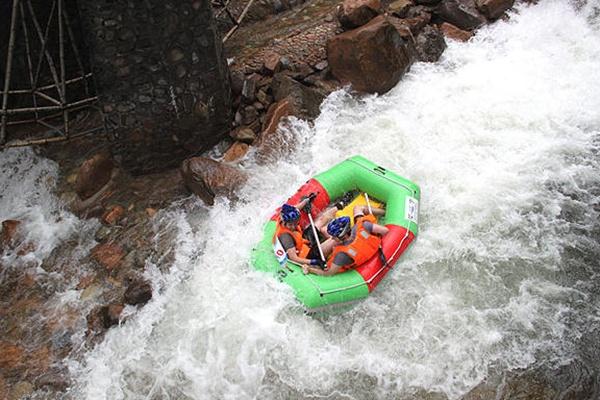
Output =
[
  {"x1": 254, "y1": 98, "x2": 296, "y2": 163},
  {"x1": 415, "y1": 25, "x2": 447, "y2": 62},
  {"x1": 476, "y1": 0, "x2": 515, "y2": 20},
  {"x1": 1, "y1": 220, "x2": 21, "y2": 251},
  {"x1": 75, "y1": 152, "x2": 114, "y2": 200},
  {"x1": 327, "y1": 15, "x2": 414, "y2": 94},
  {"x1": 337, "y1": 0, "x2": 382, "y2": 29},
  {"x1": 388, "y1": 0, "x2": 413, "y2": 17},
  {"x1": 270, "y1": 73, "x2": 326, "y2": 119},
  {"x1": 180, "y1": 157, "x2": 248, "y2": 206},
  {"x1": 124, "y1": 279, "x2": 152, "y2": 306},
  {"x1": 435, "y1": 0, "x2": 486, "y2": 31},
  {"x1": 439, "y1": 22, "x2": 473, "y2": 41},
  {"x1": 91, "y1": 243, "x2": 124, "y2": 271}
]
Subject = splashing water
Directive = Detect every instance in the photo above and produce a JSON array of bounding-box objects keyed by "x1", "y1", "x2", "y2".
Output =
[{"x1": 50, "y1": 0, "x2": 600, "y2": 398}]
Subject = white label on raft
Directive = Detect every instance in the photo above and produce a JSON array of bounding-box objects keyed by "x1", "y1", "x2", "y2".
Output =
[
  {"x1": 273, "y1": 238, "x2": 288, "y2": 266},
  {"x1": 405, "y1": 196, "x2": 419, "y2": 224}
]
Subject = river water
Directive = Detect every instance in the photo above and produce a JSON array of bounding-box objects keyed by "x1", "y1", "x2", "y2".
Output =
[{"x1": 3, "y1": 0, "x2": 600, "y2": 398}]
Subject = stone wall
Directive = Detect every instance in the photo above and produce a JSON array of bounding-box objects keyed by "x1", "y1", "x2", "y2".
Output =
[{"x1": 78, "y1": 0, "x2": 232, "y2": 174}]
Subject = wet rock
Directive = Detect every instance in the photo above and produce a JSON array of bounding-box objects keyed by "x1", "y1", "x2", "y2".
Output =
[
  {"x1": 391, "y1": 14, "x2": 431, "y2": 35},
  {"x1": 75, "y1": 151, "x2": 114, "y2": 201},
  {"x1": 415, "y1": 25, "x2": 447, "y2": 62},
  {"x1": 94, "y1": 225, "x2": 113, "y2": 242},
  {"x1": 327, "y1": 15, "x2": 414, "y2": 94},
  {"x1": 0, "y1": 377, "x2": 6, "y2": 400},
  {"x1": 241, "y1": 74, "x2": 261, "y2": 103},
  {"x1": 223, "y1": 142, "x2": 250, "y2": 162},
  {"x1": 107, "y1": 303, "x2": 124, "y2": 324},
  {"x1": 435, "y1": 0, "x2": 486, "y2": 31},
  {"x1": 86, "y1": 303, "x2": 122, "y2": 335},
  {"x1": 388, "y1": 0, "x2": 413, "y2": 17},
  {"x1": 337, "y1": 0, "x2": 382, "y2": 29},
  {"x1": 102, "y1": 205, "x2": 125, "y2": 225},
  {"x1": 314, "y1": 60, "x2": 329, "y2": 71},
  {"x1": 498, "y1": 372, "x2": 557, "y2": 400},
  {"x1": 288, "y1": 62, "x2": 315, "y2": 80},
  {"x1": 476, "y1": 0, "x2": 515, "y2": 20},
  {"x1": 91, "y1": 243, "x2": 125, "y2": 271},
  {"x1": 262, "y1": 53, "x2": 282, "y2": 75},
  {"x1": 1, "y1": 220, "x2": 22, "y2": 250},
  {"x1": 415, "y1": 0, "x2": 441, "y2": 5},
  {"x1": 0, "y1": 341, "x2": 24, "y2": 374},
  {"x1": 230, "y1": 127, "x2": 257, "y2": 144},
  {"x1": 35, "y1": 369, "x2": 70, "y2": 391},
  {"x1": 124, "y1": 279, "x2": 152, "y2": 306},
  {"x1": 256, "y1": 89, "x2": 273, "y2": 108},
  {"x1": 76, "y1": 274, "x2": 95, "y2": 290},
  {"x1": 230, "y1": 70, "x2": 245, "y2": 96},
  {"x1": 9, "y1": 381, "x2": 33, "y2": 400},
  {"x1": 439, "y1": 22, "x2": 473, "y2": 41},
  {"x1": 271, "y1": 73, "x2": 326, "y2": 119},
  {"x1": 242, "y1": 105, "x2": 259, "y2": 125},
  {"x1": 260, "y1": 98, "x2": 294, "y2": 139},
  {"x1": 254, "y1": 98, "x2": 298, "y2": 163},
  {"x1": 180, "y1": 157, "x2": 248, "y2": 206}
]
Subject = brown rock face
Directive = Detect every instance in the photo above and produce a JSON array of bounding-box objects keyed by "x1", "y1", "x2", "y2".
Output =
[
  {"x1": 254, "y1": 98, "x2": 296, "y2": 163},
  {"x1": 337, "y1": 0, "x2": 382, "y2": 29},
  {"x1": 230, "y1": 127, "x2": 257, "y2": 144},
  {"x1": 91, "y1": 243, "x2": 125, "y2": 271},
  {"x1": 86, "y1": 304, "x2": 122, "y2": 336},
  {"x1": 270, "y1": 74, "x2": 326, "y2": 119},
  {"x1": 388, "y1": 0, "x2": 414, "y2": 17},
  {"x1": 102, "y1": 205, "x2": 125, "y2": 225},
  {"x1": 476, "y1": 0, "x2": 515, "y2": 20},
  {"x1": 1, "y1": 220, "x2": 22, "y2": 250},
  {"x1": 327, "y1": 15, "x2": 414, "y2": 94},
  {"x1": 124, "y1": 279, "x2": 152, "y2": 306},
  {"x1": 439, "y1": 22, "x2": 473, "y2": 41},
  {"x1": 415, "y1": 25, "x2": 447, "y2": 62},
  {"x1": 180, "y1": 157, "x2": 248, "y2": 206},
  {"x1": 435, "y1": 0, "x2": 486, "y2": 30},
  {"x1": 223, "y1": 142, "x2": 250, "y2": 162},
  {"x1": 75, "y1": 152, "x2": 114, "y2": 200}
]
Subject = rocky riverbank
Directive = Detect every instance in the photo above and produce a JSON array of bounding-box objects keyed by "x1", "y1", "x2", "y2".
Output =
[{"x1": 0, "y1": 0, "x2": 528, "y2": 398}]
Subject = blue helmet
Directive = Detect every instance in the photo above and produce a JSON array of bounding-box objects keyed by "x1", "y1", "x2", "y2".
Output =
[
  {"x1": 280, "y1": 203, "x2": 300, "y2": 223},
  {"x1": 327, "y1": 216, "x2": 351, "y2": 238}
]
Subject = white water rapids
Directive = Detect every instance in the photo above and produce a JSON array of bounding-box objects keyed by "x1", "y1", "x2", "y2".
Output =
[{"x1": 2, "y1": 0, "x2": 600, "y2": 398}]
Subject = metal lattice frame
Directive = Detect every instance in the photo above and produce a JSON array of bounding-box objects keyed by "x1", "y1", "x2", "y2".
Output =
[{"x1": 0, "y1": 0, "x2": 103, "y2": 148}]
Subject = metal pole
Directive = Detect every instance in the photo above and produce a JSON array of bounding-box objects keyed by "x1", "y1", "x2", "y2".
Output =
[
  {"x1": 1, "y1": 0, "x2": 20, "y2": 144},
  {"x1": 62, "y1": 4, "x2": 90, "y2": 96},
  {"x1": 58, "y1": 0, "x2": 69, "y2": 136},
  {"x1": 28, "y1": 0, "x2": 62, "y2": 104},
  {"x1": 20, "y1": 1, "x2": 39, "y2": 122}
]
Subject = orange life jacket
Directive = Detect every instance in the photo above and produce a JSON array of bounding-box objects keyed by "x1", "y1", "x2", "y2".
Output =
[
  {"x1": 274, "y1": 220, "x2": 311, "y2": 258},
  {"x1": 327, "y1": 214, "x2": 381, "y2": 272}
]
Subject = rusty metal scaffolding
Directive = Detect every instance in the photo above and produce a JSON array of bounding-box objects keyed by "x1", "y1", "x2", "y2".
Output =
[{"x1": 0, "y1": 0, "x2": 103, "y2": 148}]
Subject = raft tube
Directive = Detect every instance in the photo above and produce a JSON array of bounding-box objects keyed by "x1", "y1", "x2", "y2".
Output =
[{"x1": 251, "y1": 155, "x2": 420, "y2": 312}]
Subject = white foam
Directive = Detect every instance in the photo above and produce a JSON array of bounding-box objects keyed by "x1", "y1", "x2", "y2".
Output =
[{"x1": 69, "y1": 1, "x2": 600, "y2": 399}]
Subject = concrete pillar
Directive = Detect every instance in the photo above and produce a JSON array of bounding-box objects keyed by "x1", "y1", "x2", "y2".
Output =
[{"x1": 78, "y1": 0, "x2": 232, "y2": 174}]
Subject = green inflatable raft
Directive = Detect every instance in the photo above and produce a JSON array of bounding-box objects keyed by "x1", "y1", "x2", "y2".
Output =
[{"x1": 251, "y1": 155, "x2": 420, "y2": 312}]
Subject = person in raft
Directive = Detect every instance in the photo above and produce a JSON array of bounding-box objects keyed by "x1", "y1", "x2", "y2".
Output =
[
  {"x1": 275, "y1": 194, "x2": 344, "y2": 267},
  {"x1": 302, "y1": 205, "x2": 388, "y2": 276}
]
